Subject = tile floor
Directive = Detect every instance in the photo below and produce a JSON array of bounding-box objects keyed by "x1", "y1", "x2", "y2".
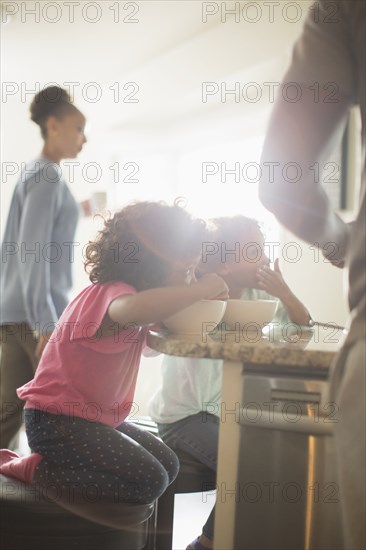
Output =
[{"x1": 173, "y1": 491, "x2": 216, "y2": 549}]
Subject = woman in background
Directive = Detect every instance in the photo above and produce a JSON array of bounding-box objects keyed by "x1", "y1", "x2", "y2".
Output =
[
  {"x1": 0, "y1": 86, "x2": 87, "y2": 449},
  {"x1": 0, "y1": 201, "x2": 228, "y2": 527}
]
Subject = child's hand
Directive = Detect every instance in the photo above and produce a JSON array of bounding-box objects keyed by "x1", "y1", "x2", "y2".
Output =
[
  {"x1": 196, "y1": 273, "x2": 229, "y2": 300},
  {"x1": 256, "y1": 259, "x2": 290, "y2": 301},
  {"x1": 257, "y1": 258, "x2": 311, "y2": 325}
]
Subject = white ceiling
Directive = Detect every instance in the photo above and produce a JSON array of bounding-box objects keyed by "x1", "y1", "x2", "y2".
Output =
[
  {"x1": 2, "y1": 1, "x2": 307, "y2": 131},
  {"x1": 0, "y1": 0, "x2": 313, "y2": 167},
  {"x1": 1, "y1": 1, "x2": 218, "y2": 78}
]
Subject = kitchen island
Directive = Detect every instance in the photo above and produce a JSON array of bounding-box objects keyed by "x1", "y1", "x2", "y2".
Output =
[{"x1": 147, "y1": 324, "x2": 345, "y2": 550}]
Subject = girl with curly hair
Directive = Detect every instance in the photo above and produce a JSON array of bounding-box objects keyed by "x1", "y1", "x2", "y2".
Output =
[{"x1": 0, "y1": 201, "x2": 228, "y2": 523}]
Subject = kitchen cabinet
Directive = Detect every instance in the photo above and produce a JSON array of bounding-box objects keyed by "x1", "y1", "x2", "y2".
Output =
[{"x1": 147, "y1": 324, "x2": 344, "y2": 550}]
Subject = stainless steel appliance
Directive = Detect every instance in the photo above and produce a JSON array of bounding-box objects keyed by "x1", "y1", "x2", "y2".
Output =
[{"x1": 233, "y1": 367, "x2": 343, "y2": 550}]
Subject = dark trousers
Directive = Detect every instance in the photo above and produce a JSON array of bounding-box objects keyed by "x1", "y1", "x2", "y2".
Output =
[
  {"x1": 158, "y1": 412, "x2": 219, "y2": 539},
  {"x1": 25, "y1": 409, "x2": 180, "y2": 505},
  {"x1": 0, "y1": 323, "x2": 38, "y2": 448}
]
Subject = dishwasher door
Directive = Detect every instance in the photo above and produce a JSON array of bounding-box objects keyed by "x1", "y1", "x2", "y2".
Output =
[{"x1": 233, "y1": 373, "x2": 343, "y2": 550}]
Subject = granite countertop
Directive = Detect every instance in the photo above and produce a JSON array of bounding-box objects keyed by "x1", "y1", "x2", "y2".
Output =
[{"x1": 147, "y1": 324, "x2": 346, "y2": 375}]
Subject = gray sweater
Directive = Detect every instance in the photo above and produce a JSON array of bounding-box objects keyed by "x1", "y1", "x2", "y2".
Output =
[{"x1": 0, "y1": 157, "x2": 79, "y2": 333}]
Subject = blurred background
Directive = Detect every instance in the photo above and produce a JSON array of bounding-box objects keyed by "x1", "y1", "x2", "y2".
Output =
[
  {"x1": 1, "y1": 0, "x2": 362, "y2": 414},
  {"x1": 1, "y1": 3, "x2": 363, "y2": 546}
]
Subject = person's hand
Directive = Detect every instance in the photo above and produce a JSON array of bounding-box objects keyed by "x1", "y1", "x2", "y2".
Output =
[
  {"x1": 35, "y1": 332, "x2": 53, "y2": 361},
  {"x1": 256, "y1": 259, "x2": 290, "y2": 301},
  {"x1": 258, "y1": 258, "x2": 311, "y2": 325},
  {"x1": 80, "y1": 199, "x2": 92, "y2": 217},
  {"x1": 322, "y1": 254, "x2": 346, "y2": 269},
  {"x1": 196, "y1": 273, "x2": 229, "y2": 300}
]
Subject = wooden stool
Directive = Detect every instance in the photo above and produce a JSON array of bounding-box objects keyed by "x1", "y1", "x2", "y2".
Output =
[{"x1": 0, "y1": 474, "x2": 154, "y2": 550}]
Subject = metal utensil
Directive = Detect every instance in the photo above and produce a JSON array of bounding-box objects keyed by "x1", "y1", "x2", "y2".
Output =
[{"x1": 308, "y1": 319, "x2": 346, "y2": 331}]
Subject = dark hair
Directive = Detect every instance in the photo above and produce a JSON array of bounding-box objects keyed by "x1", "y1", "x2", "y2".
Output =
[
  {"x1": 85, "y1": 201, "x2": 207, "y2": 289},
  {"x1": 30, "y1": 86, "x2": 81, "y2": 138},
  {"x1": 199, "y1": 215, "x2": 262, "y2": 272},
  {"x1": 212, "y1": 215, "x2": 262, "y2": 242}
]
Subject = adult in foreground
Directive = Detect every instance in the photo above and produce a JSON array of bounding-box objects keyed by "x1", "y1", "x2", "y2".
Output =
[{"x1": 259, "y1": 2, "x2": 365, "y2": 549}]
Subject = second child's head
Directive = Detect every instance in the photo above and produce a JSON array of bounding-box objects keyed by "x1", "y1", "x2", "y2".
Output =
[
  {"x1": 85, "y1": 201, "x2": 207, "y2": 290},
  {"x1": 200, "y1": 215, "x2": 270, "y2": 289}
]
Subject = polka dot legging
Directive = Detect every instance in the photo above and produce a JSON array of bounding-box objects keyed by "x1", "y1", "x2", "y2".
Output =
[{"x1": 24, "y1": 409, "x2": 179, "y2": 504}]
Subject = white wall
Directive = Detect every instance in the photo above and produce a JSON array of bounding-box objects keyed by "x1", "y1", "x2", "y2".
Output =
[
  {"x1": 279, "y1": 231, "x2": 350, "y2": 327},
  {"x1": 1, "y1": 0, "x2": 308, "y2": 228}
]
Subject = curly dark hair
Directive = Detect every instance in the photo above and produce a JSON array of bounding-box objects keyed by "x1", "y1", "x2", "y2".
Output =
[
  {"x1": 199, "y1": 215, "x2": 262, "y2": 272},
  {"x1": 30, "y1": 86, "x2": 82, "y2": 138},
  {"x1": 85, "y1": 201, "x2": 207, "y2": 289}
]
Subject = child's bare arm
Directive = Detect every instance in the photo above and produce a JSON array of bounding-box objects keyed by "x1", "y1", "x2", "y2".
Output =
[
  {"x1": 108, "y1": 273, "x2": 228, "y2": 327},
  {"x1": 257, "y1": 259, "x2": 311, "y2": 325}
]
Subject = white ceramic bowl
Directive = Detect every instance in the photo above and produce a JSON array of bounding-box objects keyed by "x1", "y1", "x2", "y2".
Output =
[
  {"x1": 222, "y1": 299, "x2": 278, "y2": 329},
  {"x1": 163, "y1": 300, "x2": 227, "y2": 335}
]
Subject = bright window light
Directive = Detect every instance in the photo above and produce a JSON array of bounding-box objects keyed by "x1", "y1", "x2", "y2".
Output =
[{"x1": 111, "y1": 134, "x2": 279, "y2": 261}]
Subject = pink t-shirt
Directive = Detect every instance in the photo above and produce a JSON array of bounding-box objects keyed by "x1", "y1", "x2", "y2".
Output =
[{"x1": 17, "y1": 281, "x2": 147, "y2": 427}]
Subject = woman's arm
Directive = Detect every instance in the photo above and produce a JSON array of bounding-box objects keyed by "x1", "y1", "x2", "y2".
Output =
[
  {"x1": 259, "y1": 0, "x2": 353, "y2": 264},
  {"x1": 18, "y1": 172, "x2": 61, "y2": 335},
  {"x1": 108, "y1": 273, "x2": 228, "y2": 327}
]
